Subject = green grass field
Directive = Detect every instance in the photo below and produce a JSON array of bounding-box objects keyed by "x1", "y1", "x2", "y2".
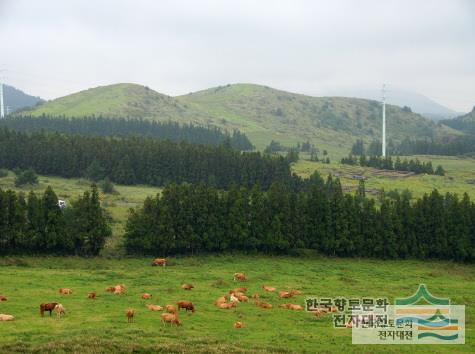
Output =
[
  {"x1": 293, "y1": 155, "x2": 475, "y2": 200},
  {"x1": 0, "y1": 256, "x2": 473, "y2": 353}
]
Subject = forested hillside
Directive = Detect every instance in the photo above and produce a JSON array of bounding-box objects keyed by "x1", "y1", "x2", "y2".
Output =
[{"x1": 442, "y1": 106, "x2": 475, "y2": 134}]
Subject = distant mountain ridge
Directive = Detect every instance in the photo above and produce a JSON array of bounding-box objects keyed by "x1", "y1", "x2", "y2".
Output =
[
  {"x1": 2, "y1": 85, "x2": 44, "y2": 113},
  {"x1": 19, "y1": 83, "x2": 458, "y2": 153},
  {"x1": 441, "y1": 106, "x2": 475, "y2": 134},
  {"x1": 324, "y1": 87, "x2": 461, "y2": 121}
]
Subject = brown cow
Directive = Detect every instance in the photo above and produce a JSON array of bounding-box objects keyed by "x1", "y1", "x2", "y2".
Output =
[
  {"x1": 229, "y1": 287, "x2": 247, "y2": 294},
  {"x1": 114, "y1": 284, "x2": 125, "y2": 295},
  {"x1": 54, "y1": 303, "x2": 66, "y2": 318},
  {"x1": 40, "y1": 303, "x2": 58, "y2": 317},
  {"x1": 152, "y1": 258, "x2": 167, "y2": 267},
  {"x1": 106, "y1": 286, "x2": 115, "y2": 293},
  {"x1": 181, "y1": 284, "x2": 194, "y2": 291},
  {"x1": 262, "y1": 285, "x2": 276, "y2": 292},
  {"x1": 0, "y1": 296, "x2": 7, "y2": 301},
  {"x1": 290, "y1": 290, "x2": 302, "y2": 296},
  {"x1": 233, "y1": 272, "x2": 247, "y2": 281},
  {"x1": 59, "y1": 288, "x2": 72, "y2": 295},
  {"x1": 217, "y1": 302, "x2": 234, "y2": 309},
  {"x1": 0, "y1": 314, "x2": 14, "y2": 321},
  {"x1": 278, "y1": 290, "x2": 293, "y2": 298},
  {"x1": 141, "y1": 293, "x2": 152, "y2": 299},
  {"x1": 236, "y1": 294, "x2": 249, "y2": 302},
  {"x1": 251, "y1": 293, "x2": 259, "y2": 300},
  {"x1": 161, "y1": 313, "x2": 181, "y2": 326},
  {"x1": 126, "y1": 309, "x2": 134, "y2": 323},
  {"x1": 288, "y1": 304, "x2": 303, "y2": 311},
  {"x1": 215, "y1": 296, "x2": 227, "y2": 306},
  {"x1": 88, "y1": 292, "x2": 96, "y2": 299},
  {"x1": 177, "y1": 301, "x2": 195, "y2": 313},
  {"x1": 278, "y1": 303, "x2": 292, "y2": 309},
  {"x1": 234, "y1": 321, "x2": 244, "y2": 329},
  {"x1": 256, "y1": 301, "x2": 273, "y2": 309},
  {"x1": 165, "y1": 304, "x2": 177, "y2": 314},
  {"x1": 146, "y1": 304, "x2": 163, "y2": 311}
]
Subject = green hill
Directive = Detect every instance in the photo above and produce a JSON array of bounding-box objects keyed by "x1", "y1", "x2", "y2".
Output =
[
  {"x1": 24, "y1": 83, "x2": 457, "y2": 155},
  {"x1": 441, "y1": 106, "x2": 475, "y2": 134},
  {"x1": 24, "y1": 83, "x2": 208, "y2": 124}
]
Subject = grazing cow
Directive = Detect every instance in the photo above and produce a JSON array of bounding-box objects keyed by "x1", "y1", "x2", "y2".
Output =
[
  {"x1": 161, "y1": 313, "x2": 181, "y2": 326},
  {"x1": 40, "y1": 303, "x2": 58, "y2": 317},
  {"x1": 88, "y1": 292, "x2": 96, "y2": 299},
  {"x1": 0, "y1": 296, "x2": 7, "y2": 301},
  {"x1": 176, "y1": 301, "x2": 195, "y2": 313},
  {"x1": 215, "y1": 296, "x2": 227, "y2": 306},
  {"x1": 233, "y1": 272, "x2": 247, "y2": 281},
  {"x1": 54, "y1": 304, "x2": 66, "y2": 318},
  {"x1": 251, "y1": 293, "x2": 259, "y2": 300},
  {"x1": 229, "y1": 294, "x2": 239, "y2": 303},
  {"x1": 256, "y1": 301, "x2": 273, "y2": 309},
  {"x1": 142, "y1": 293, "x2": 152, "y2": 299},
  {"x1": 330, "y1": 306, "x2": 338, "y2": 313},
  {"x1": 288, "y1": 304, "x2": 303, "y2": 311},
  {"x1": 290, "y1": 290, "x2": 301, "y2": 296},
  {"x1": 146, "y1": 304, "x2": 163, "y2": 311},
  {"x1": 278, "y1": 291, "x2": 293, "y2": 299},
  {"x1": 165, "y1": 305, "x2": 177, "y2": 314},
  {"x1": 236, "y1": 294, "x2": 249, "y2": 302},
  {"x1": 234, "y1": 321, "x2": 243, "y2": 329},
  {"x1": 229, "y1": 287, "x2": 247, "y2": 294},
  {"x1": 181, "y1": 284, "x2": 194, "y2": 291},
  {"x1": 126, "y1": 309, "x2": 134, "y2": 323},
  {"x1": 262, "y1": 285, "x2": 276, "y2": 292},
  {"x1": 278, "y1": 303, "x2": 292, "y2": 309},
  {"x1": 152, "y1": 258, "x2": 167, "y2": 267},
  {"x1": 106, "y1": 287, "x2": 115, "y2": 293},
  {"x1": 217, "y1": 302, "x2": 233, "y2": 309},
  {"x1": 0, "y1": 314, "x2": 14, "y2": 321},
  {"x1": 59, "y1": 288, "x2": 72, "y2": 295},
  {"x1": 114, "y1": 284, "x2": 125, "y2": 295}
]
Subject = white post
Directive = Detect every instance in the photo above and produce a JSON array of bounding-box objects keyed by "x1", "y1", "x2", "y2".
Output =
[{"x1": 382, "y1": 84, "x2": 386, "y2": 157}]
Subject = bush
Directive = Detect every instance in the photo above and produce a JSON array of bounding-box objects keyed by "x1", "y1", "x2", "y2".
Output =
[
  {"x1": 0, "y1": 169, "x2": 8, "y2": 178},
  {"x1": 14, "y1": 169, "x2": 39, "y2": 187},
  {"x1": 99, "y1": 178, "x2": 116, "y2": 194}
]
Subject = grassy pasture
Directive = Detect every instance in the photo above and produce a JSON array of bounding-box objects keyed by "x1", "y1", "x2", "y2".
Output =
[
  {"x1": 0, "y1": 256, "x2": 473, "y2": 353},
  {"x1": 293, "y1": 155, "x2": 475, "y2": 200}
]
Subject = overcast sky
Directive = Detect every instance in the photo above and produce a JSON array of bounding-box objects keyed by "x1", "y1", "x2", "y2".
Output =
[{"x1": 1, "y1": 0, "x2": 474, "y2": 111}]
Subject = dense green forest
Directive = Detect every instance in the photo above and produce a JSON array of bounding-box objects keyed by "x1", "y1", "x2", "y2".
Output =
[
  {"x1": 352, "y1": 137, "x2": 475, "y2": 157},
  {"x1": 125, "y1": 178, "x2": 475, "y2": 261},
  {"x1": 1, "y1": 115, "x2": 254, "y2": 150},
  {"x1": 0, "y1": 128, "x2": 296, "y2": 190},
  {"x1": 0, "y1": 185, "x2": 110, "y2": 255},
  {"x1": 341, "y1": 154, "x2": 444, "y2": 175}
]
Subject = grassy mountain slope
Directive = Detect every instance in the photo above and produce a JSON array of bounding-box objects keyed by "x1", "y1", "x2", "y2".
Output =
[
  {"x1": 177, "y1": 84, "x2": 456, "y2": 152},
  {"x1": 23, "y1": 83, "x2": 457, "y2": 155},
  {"x1": 24, "y1": 83, "x2": 207, "y2": 124}
]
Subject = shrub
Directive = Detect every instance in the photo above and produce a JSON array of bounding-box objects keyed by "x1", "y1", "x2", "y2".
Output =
[
  {"x1": 14, "y1": 169, "x2": 39, "y2": 187},
  {"x1": 0, "y1": 169, "x2": 8, "y2": 178}
]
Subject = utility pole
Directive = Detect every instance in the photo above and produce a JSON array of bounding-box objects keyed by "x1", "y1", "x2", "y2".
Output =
[{"x1": 382, "y1": 84, "x2": 386, "y2": 157}]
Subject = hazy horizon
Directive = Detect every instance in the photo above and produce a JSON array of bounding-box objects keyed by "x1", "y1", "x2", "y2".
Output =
[{"x1": 1, "y1": 0, "x2": 474, "y2": 111}]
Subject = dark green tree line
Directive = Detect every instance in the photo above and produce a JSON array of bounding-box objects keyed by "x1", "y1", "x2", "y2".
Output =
[
  {"x1": 124, "y1": 176, "x2": 475, "y2": 262},
  {"x1": 0, "y1": 185, "x2": 111, "y2": 255}
]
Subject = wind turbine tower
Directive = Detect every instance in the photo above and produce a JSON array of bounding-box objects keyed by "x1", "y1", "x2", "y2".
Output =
[{"x1": 381, "y1": 84, "x2": 386, "y2": 157}]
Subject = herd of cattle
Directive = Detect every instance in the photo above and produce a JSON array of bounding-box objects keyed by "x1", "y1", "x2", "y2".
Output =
[{"x1": 0, "y1": 257, "x2": 344, "y2": 328}]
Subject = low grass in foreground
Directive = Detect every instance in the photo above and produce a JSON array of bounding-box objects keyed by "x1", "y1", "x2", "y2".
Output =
[{"x1": 0, "y1": 256, "x2": 473, "y2": 353}]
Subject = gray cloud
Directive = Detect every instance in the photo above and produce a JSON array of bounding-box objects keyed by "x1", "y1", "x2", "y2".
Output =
[{"x1": 1, "y1": 0, "x2": 473, "y2": 111}]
